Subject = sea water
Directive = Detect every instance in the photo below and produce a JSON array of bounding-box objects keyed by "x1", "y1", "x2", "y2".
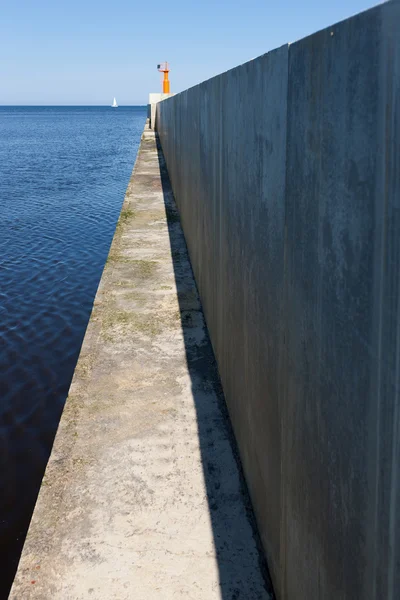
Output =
[{"x1": 0, "y1": 105, "x2": 146, "y2": 594}]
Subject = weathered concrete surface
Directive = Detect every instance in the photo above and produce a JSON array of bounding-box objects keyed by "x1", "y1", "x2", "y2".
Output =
[
  {"x1": 282, "y1": 4, "x2": 400, "y2": 598},
  {"x1": 148, "y1": 93, "x2": 175, "y2": 130},
  {"x1": 156, "y1": 3, "x2": 400, "y2": 599},
  {"x1": 10, "y1": 125, "x2": 272, "y2": 600}
]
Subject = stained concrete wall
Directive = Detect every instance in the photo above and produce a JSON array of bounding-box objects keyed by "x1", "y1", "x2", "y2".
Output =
[
  {"x1": 156, "y1": 2, "x2": 400, "y2": 598},
  {"x1": 148, "y1": 93, "x2": 174, "y2": 130}
]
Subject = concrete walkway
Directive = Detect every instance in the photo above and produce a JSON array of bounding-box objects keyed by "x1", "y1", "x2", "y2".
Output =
[{"x1": 11, "y1": 124, "x2": 272, "y2": 600}]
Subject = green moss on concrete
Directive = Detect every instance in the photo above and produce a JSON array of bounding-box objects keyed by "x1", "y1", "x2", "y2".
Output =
[
  {"x1": 100, "y1": 304, "x2": 181, "y2": 342},
  {"x1": 133, "y1": 259, "x2": 157, "y2": 278},
  {"x1": 101, "y1": 310, "x2": 162, "y2": 338},
  {"x1": 105, "y1": 256, "x2": 158, "y2": 279},
  {"x1": 123, "y1": 291, "x2": 147, "y2": 305},
  {"x1": 117, "y1": 207, "x2": 136, "y2": 226}
]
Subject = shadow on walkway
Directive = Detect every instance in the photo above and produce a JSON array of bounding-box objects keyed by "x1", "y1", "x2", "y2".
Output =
[{"x1": 155, "y1": 136, "x2": 275, "y2": 600}]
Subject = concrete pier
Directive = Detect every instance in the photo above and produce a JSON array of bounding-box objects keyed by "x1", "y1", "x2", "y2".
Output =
[{"x1": 10, "y1": 124, "x2": 272, "y2": 599}]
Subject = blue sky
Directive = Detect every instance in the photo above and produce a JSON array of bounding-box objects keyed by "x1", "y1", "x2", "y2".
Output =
[{"x1": 1, "y1": 0, "x2": 383, "y2": 105}]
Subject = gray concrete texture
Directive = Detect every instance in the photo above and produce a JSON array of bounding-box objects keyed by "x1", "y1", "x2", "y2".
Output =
[
  {"x1": 156, "y1": 2, "x2": 400, "y2": 598},
  {"x1": 148, "y1": 93, "x2": 175, "y2": 130}
]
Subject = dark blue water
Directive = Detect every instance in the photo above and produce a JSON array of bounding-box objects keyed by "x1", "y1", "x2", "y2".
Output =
[{"x1": 0, "y1": 106, "x2": 146, "y2": 595}]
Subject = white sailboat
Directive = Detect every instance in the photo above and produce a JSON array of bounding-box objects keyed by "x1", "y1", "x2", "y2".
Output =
[{"x1": 112, "y1": 97, "x2": 118, "y2": 108}]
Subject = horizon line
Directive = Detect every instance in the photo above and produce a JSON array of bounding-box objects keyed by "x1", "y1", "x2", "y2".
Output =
[{"x1": 0, "y1": 104, "x2": 148, "y2": 107}]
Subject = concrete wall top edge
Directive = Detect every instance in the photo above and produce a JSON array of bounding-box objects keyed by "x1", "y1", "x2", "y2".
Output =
[
  {"x1": 162, "y1": 43, "x2": 289, "y2": 104},
  {"x1": 160, "y1": 1, "x2": 393, "y2": 103},
  {"x1": 288, "y1": 1, "x2": 389, "y2": 48}
]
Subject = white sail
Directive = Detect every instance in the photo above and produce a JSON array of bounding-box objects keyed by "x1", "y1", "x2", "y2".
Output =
[{"x1": 112, "y1": 97, "x2": 118, "y2": 108}]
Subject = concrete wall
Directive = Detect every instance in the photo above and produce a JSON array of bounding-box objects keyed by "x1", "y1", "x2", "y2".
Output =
[
  {"x1": 148, "y1": 93, "x2": 174, "y2": 130},
  {"x1": 156, "y1": 3, "x2": 400, "y2": 598}
]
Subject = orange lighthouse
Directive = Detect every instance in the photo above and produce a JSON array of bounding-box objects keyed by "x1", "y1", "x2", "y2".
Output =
[{"x1": 157, "y1": 62, "x2": 170, "y2": 94}]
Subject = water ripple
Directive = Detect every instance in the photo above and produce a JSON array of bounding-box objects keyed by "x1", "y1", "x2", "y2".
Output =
[{"x1": 0, "y1": 105, "x2": 146, "y2": 596}]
